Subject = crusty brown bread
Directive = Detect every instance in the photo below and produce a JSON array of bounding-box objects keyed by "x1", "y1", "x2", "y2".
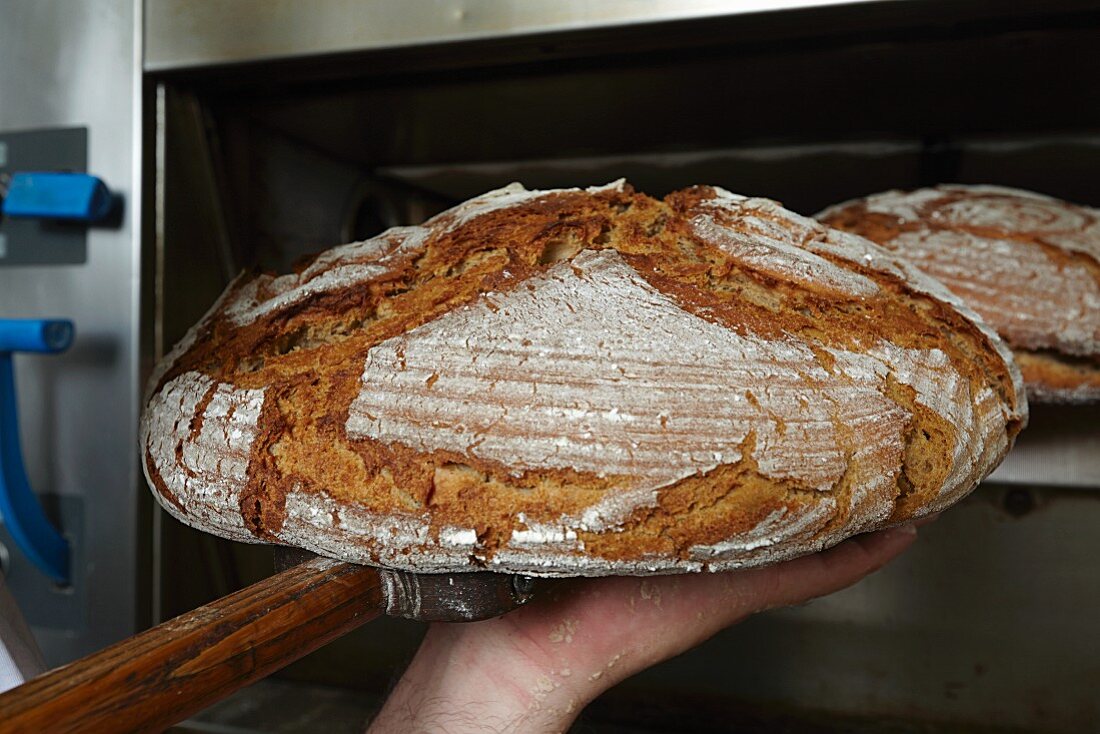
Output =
[
  {"x1": 141, "y1": 181, "x2": 1025, "y2": 576},
  {"x1": 817, "y1": 184, "x2": 1100, "y2": 403}
]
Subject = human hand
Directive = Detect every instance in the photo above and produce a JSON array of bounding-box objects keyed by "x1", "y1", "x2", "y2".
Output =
[{"x1": 367, "y1": 522, "x2": 920, "y2": 734}]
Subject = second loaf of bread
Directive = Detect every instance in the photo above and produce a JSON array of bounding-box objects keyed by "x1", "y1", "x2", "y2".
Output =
[
  {"x1": 817, "y1": 184, "x2": 1100, "y2": 403},
  {"x1": 141, "y1": 181, "x2": 1026, "y2": 576}
]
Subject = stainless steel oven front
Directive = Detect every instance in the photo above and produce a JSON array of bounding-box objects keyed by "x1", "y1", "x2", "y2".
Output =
[{"x1": 141, "y1": 2, "x2": 1100, "y2": 731}]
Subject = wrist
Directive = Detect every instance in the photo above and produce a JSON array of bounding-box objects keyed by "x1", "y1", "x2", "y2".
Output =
[{"x1": 368, "y1": 619, "x2": 592, "y2": 734}]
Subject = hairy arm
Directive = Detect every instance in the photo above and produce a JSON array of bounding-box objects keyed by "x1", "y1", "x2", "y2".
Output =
[{"x1": 368, "y1": 522, "x2": 919, "y2": 733}]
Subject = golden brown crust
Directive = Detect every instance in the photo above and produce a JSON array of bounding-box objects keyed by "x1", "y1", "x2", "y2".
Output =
[{"x1": 141, "y1": 182, "x2": 1025, "y2": 575}]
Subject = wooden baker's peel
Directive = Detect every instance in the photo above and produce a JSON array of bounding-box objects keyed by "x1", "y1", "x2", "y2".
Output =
[{"x1": 0, "y1": 551, "x2": 537, "y2": 733}]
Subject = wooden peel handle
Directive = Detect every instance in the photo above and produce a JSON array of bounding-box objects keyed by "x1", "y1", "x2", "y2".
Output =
[{"x1": 0, "y1": 557, "x2": 384, "y2": 734}]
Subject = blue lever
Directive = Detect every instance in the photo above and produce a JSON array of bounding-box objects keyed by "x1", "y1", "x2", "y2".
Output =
[
  {"x1": 0, "y1": 319, "x2": 74, "y2": 583},
  {"x1": 1, "y1": 172, "x2": 113, "y2": 223}
]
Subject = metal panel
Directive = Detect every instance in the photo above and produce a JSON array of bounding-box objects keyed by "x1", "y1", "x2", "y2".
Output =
[
  {"x1": 144, "y1": 0, "x2": 893, "y2": 71},
  {"x1": 988, "y1": 406, "x2": 1100, "y2": 487},
  {"x1": 0, "y1": 0, "x2": 144, "y2": 665},
  {"x1": 0, "y1": 129, "x2": 88, "y2": 266},
  {"x1": 0, "y1": 496, "x2": 86, "y2": 631}
]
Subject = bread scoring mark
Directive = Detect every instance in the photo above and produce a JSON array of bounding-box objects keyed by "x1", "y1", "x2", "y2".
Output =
[
  {"x1": 301, "y1": 226, "x2": 428, "y2": 278},
  {"x1": 818, "y1": 184, "x2": 1100, "y2": 366},
  {"x1": 141, "y1": 371, "x2": 266, "y2": 541},
  {"x1": 223, "y1": 226, "x2": 430, "y2": 327},
  {"x1": 692, "y1": 190, "x2": 879, "y2": 298},
  {"x1": 935, "y1": 194, "x2": 1092, "y2": 235},
  {"x1": 694, "y1": 186, "x2": 1024, "y2": 414},
  {"x1": 425, "y1": 180, "x2": 627, "y2": 235},
  {"x1": 860, "y1": 187, "x2": 944, "y2": 221},
  {"x1": 346, "y1": 249, "x2": 942, "y2": 536},
  {"x1": 425, "y1": 182, "x2": 550, "y2": 234},
  {"x1": 888, "y1": 230, "x2": 1100, "y2": 356},
  {"x1": 860, "y1": 184, "x2": 1100, "y2": 260},
  {"x1": 216, "y1": 181, "x2": 629, "y2": 331}
]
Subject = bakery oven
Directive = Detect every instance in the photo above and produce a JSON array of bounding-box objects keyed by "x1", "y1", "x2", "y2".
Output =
[
  {"x1": 142, "y1": 3, "x2": 1100, "y2": 731},
  {"x1": 3, "y1": 0, "x2": 1099, "y2": 731}
]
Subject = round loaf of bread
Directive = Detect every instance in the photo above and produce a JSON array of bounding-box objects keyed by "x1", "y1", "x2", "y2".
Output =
[
  {"x1": 141, "y1": 181, "x2": 1025, "y2": 576},
  {"x1": 817, "y1": 185, "x2": 1100, "y2": 403}
]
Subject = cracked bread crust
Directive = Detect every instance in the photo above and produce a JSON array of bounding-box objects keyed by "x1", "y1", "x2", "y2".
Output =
[
  {"x1": 817, "y1": 185, "x2": 1100, "y2": 404},
  {"x1": 141, "y1": 180, "x2": 1025, "y2": 576}
]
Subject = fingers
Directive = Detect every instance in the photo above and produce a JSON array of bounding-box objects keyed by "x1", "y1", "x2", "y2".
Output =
[
  {"x1": 913, "y1": 512, "x2": 941, "y2": 528},
  {"x1": 626, "y1": 523, "x2": 918, "y2": 653},
  {"x1": 744, "y1": 522, "x2": 919, "y2": 612}
]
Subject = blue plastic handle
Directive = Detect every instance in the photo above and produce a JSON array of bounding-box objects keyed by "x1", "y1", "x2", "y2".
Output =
[
  {"x1": 0, "y1": 319, "x2": 73, "y2": 353},
  {"x1": 1, "y1": 172, "x2": 113, "y2": 222},
  {"x1": 0, "y1": 319, "x2": 74, "y2": 583}
]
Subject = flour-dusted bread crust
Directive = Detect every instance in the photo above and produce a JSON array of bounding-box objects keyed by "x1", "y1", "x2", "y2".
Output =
[
  {"x1": 818, "y1": 185, "x2": 1100, "y2": 403},
  {"x1": 141, "y1": 181, "x2": 1025, "y2": 576}
]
